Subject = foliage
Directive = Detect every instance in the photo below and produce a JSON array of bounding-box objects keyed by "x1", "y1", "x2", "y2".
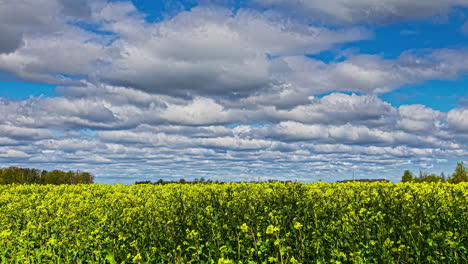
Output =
[
  {"x1": 0, "y1": 182, "x2": 467, "y2": 263},
  {"x1": 401, "y1": 170, "x2": 413, "y2": 182},
  {"x1": 337, "y1": 179, "x2": 390, "y2": 183},
  {"x1": 402, "y1": 162, "x2": 468, "y2": 184},
  {"x1": 135, "y1": 178, "x2": 294, "y2": 185},
  {"x1": 0, "y1": 167, "x2": 94, "y2": 185},
  {"x1": 450, "y1": 162, "x2": 468, "y2": 184}
]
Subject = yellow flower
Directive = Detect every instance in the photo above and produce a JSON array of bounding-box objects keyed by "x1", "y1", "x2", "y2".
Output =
[
  {"x1": 240, "y1": 223, "x2": 249, "y2": 233},
  {"x1": 218, "y1": 257, "x2": 231, "y2": 264},
  {"x1": 132, "y1": 253, "x2": 142, "y2": 263},
  {"x1": 293, "y1": 222, "x2": 303, "y2": 230},
  {"x1": 266, "y1": 225, "x2": 280, "y2": 234}
]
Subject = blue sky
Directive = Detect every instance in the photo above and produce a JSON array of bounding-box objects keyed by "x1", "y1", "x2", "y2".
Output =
[{"x1": 1, "y1": 0, "x2": 468, "y2": 184}]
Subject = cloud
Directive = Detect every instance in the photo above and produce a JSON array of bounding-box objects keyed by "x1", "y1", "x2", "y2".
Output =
[
  {"x1": 252, "y1": 0, "x2": 468, "y2": 24},
  {"x1": 270, "y1": 50, "x2": 468, "y2": 97},
  {"x1": 99, "y1": 6, "x2": 368, "y2": 97},
  {"x1": 3, "y1": 1, "x2": 467, "y2": 101},
  {"x1": 398, "y1": 105, "x2": 444, "y2": 133},
  {"x1": 59, "y1": 0, "x2": 92, "y2": 18},
  {"x1": 0, "y1": 148, "x2": 30, "y2": 158},
  {"x1": 0, "y1": 1, "x2": 369, "y2": 97},
  {"x1": 270, "y1": 93, "x2": 395, "y2": 124},
  {"x1": 161, "y1": 97, "x2": 234, "y2": 125},
  {"x1": 0, "y1": 26, "x2": 23, "y2": 54},
  {"x1": 447, "y1": 108, "x2": 468, "y2": 132},
  {"x1": 1, "y1": 0, "x2": 468, "y2": 182},
  {"x1": 0, "y1": 0, "x2": 93, "y2": 55},
  {"x1": 0, "y1": 124, "x2": 55, "y2": 140}
]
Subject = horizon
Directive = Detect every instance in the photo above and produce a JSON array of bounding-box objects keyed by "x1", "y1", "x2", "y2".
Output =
[{"x1": 1, "y1": 0, "x2": 468, "y2": 184}]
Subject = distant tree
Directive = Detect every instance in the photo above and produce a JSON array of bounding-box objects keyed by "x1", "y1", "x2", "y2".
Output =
[
  {"x1": 450, "y1": 162, "x2": 468, "y2": 183},
  {"x1": 0, "y1": 167, "x2": 24, "y2": 184},
  {"x1": 135, "y1": 180, "x2": 152, "y2": 184},
  {"x1": 41, "y1": 170, "x2": 67, "y2": 185},
  {"x1": 179, "y1": 178, "x2": 187, "y2": 184},
  {"x1": 401, "y1": 170, "x2": 414, "y2": 182},
  {"x1": 77, "y1": 172, "x2": 94, "y2": 184},
  {"x1": 407, "y1": 170, "x2": 445, "y2": 183},
  {"x1": 440, "y1": 172, "x2": 446, "y2": 182},
  {"x1": 424, "y1": 173, "x2": 444, "y2": 183},
  {"x1": 0, "y1": 167, "x2": 93, "y2": 185},
  {"x1": 155, "y1": 179, "x2": 165, "y2": 185}
]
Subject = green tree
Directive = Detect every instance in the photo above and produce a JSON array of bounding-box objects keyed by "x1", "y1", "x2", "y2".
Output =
[
  {"x1": 77, "y1": 172, "x2": 94, "y2": 184},
  {"x1": 401, "y1": 170, "x2": 413, "y2": 182},
  {"x1": 450, "y1": 161, "x2": 468, "y2": 183},
  {"x1": 0, "y1": 167, "x2": 24, "y2": 184},
  {"x1": 425, "y1": 173, "x2": 444, "y2": 183},
  {"x1": 41, "y1": 170, "x2": 67, "y2": 185},
  {"x1": 440, "y1": 172, "x2": 446, "y2": 182}
]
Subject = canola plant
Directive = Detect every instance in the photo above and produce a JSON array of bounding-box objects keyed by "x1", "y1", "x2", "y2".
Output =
[{"x1": 0, "y1": 182, "x2": 466, "y2": 263}]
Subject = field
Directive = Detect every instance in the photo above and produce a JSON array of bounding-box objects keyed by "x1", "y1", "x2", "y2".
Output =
[{"x1": 0, "y1": 182, "x2": 467, "y2": 263}]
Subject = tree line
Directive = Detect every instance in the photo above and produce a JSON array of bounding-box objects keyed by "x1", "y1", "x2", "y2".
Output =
[
  {"x1": 0, "y1": 167, "x2": 94, "y2": 185},
  {"x1": 401, "y1": 161, "x2": 468, "y2": 183},
  {"x1": 135, "y1": 178, "x2": 298, "y2": 185}
]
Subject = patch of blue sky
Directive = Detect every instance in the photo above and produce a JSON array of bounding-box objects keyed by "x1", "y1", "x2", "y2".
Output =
[
  {"x1": 50, "y1": 130, "x2": 63, "y2": 136},
  {"x1": 0, "y1": 80, "x2": 56, "y2": 99},
  {"x1": 227, "y1": 123, "x2": 265, "y2": 129},
  {"x1": 313, "y1": 91, "x2": 362, "y2": 98},
  {"x1": 124, "y1": 0, "x2": 197, "y2": 22},
  {"x1": 306, "y1": 50, "x2": 347, "y2": 64},
  {"x1": 51, "y1": 73, "x2": 86, "y2": 81},
  {"x1": 380, "y1": 77, "x2": 468, "y2": 112},
  {"x1": 69, "y1": 21, "x2": 118, "y2": 45},
  {"x1": 125, "y1": 0, "x2": 249, "y2": 22},
  {"x1": 340, "y1": 13, "x2": 468, "y2": 60},
  {"x1": 80, "y1": 129, "x2": 97, "y2": 137}
]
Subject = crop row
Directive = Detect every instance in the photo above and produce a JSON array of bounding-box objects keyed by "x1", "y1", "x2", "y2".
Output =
[{"x1": 0, "y1": 182, "x2": 467, "y2": 263}]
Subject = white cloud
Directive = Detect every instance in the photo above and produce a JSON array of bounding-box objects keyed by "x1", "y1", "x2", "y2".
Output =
[
  {"x1": 447, "y1": 108, "x2": 468, "y2": 132},
  {"x1": 99, "y1": 6, "x2": 367, "y2": 97},
  {"x1": 268, "y1": 50, "x2": 468, "y2": 98},
  {"x1": 0, "y1": 148, "x2": 30, "y2": 158},
  {"x1": 161, "y1": 97, "x2": 233, "y2": 125},
  {"x1": 253, "y1": 0, "x2": 468, "y2": 24},
  {"x1": 1, "y1": 0, "x2": 468, "y2": 182},
  {"x1": 0, "y1": 124, "x2": 55, "y2": 140},
  {"x1": 267, "y1": 121, "x2": 456, "y2": 149},
  {"x1": 398, "y1": 105, "x2": 444, "y2": 133},
  {"x1": 271, "y1": 93, "x2": 394, "y2": 124}
]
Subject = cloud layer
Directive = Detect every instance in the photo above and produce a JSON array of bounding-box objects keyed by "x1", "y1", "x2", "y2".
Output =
[
  {"x1": 1, "y1": 0, "x2": 468, "y2": 183},
  {"x1": 253, "y1": 0, "x2": 468, "y2": 24}
]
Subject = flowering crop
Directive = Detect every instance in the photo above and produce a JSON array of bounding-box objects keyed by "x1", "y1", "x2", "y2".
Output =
[{"x1": 0, "y1": 182, "x2": 466, "y2": 263}]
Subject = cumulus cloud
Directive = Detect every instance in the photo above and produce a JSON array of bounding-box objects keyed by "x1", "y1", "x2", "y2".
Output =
[
  {"x1": 0, "y1": 25, "x2": 23, "y2": 54},
  {"x1": 398, "y1": 105, "x2": 444, "y2": 133},
  {"x1": 252, "y1": 0, "x2": 468, "y2": 24},
  {"x1": 0, "y1": 148, "x2": 30, "y2": 158},
  {"x1": 1, "y1": 0, "x2": 468, "y2": 182},
  {"x1": 275, "y1": 50, "x2": 468, "y2": 96},
  {"x1": 161, "y1": 97, "x2": 234, "y2": 125},
  {"x1": 99, "y1": 6, "x2": 367, "y2": 97},
  {"x1": 0, "y1": 1, "x2": 368, "y2": 96},
  {"x1": 0, "y1": 0, "x2": 93, "y2": 54},
  {"x1": 0, "y1": 124, "x2": 55, "y2": 140},
  {"x1": 270, "y1": 93, "x2": 395, "y2": 124},
  {"x1": 2, "y1": 0, "x2": 467, "y2": 100},
  {"x1": 447, "y1": 108, "x2": 468, "y2": 132}
]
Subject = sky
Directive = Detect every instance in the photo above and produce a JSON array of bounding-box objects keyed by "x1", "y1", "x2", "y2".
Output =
[{"x1": 1, "y1": 0, "x2": 468, "y2": 184}]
